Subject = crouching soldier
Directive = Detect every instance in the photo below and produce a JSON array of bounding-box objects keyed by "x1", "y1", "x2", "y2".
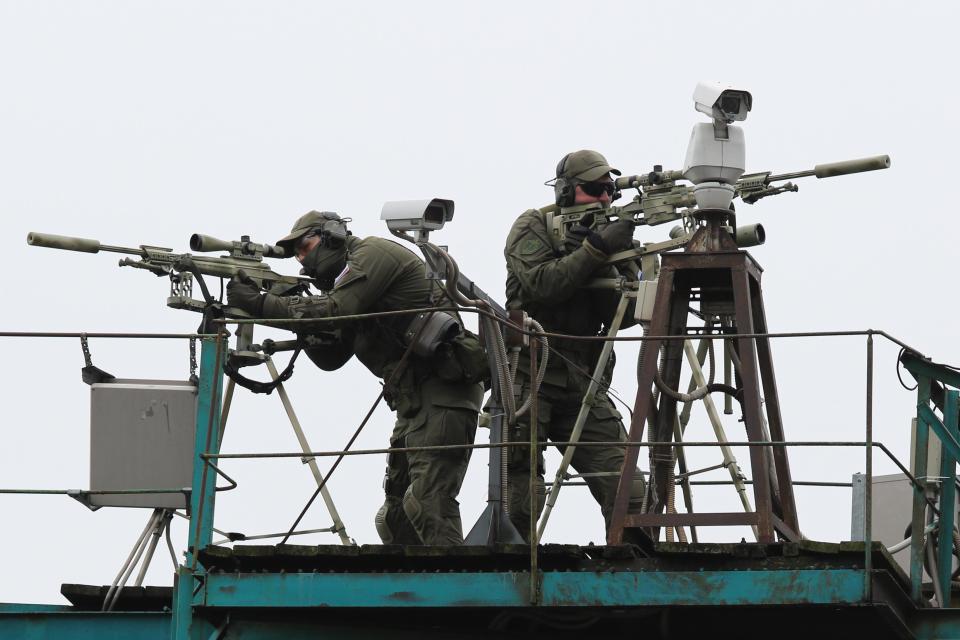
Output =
[{"x1": 228, "y1": 211, "x2": 486, "y2": 545}]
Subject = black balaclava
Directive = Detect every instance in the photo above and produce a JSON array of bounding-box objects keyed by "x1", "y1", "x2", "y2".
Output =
[{"x1": 300, "y1": 240, "x2": 347, "y2": 291}]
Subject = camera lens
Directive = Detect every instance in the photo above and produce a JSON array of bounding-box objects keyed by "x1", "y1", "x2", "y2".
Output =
[{"x1": 719, "y1": 95, "x2": 741, "y2": 115}]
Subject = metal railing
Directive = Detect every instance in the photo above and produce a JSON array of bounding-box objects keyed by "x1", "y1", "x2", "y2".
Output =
[{"x1": 0, "y1": 322, "x2": 954, "y2": 610}]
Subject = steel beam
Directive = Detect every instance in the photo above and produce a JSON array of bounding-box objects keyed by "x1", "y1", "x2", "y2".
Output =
[
  {"x1": 0, "y1": 612, "x2": 168, "y2": 639},
  {"x1": 173, "y1": 335, "x2": 226, "y2": 640},
  {"x1": 937, "y1": 389, "x2": 959, "y2": 607},
  {"x1": 199, "y1": 569, "x2": 868, "y2": 608}
]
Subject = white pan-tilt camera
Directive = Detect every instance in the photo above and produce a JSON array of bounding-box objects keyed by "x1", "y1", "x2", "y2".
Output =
[
  {"x1": 380, "y1": 198, "x2": 455, "y2": 242},
  {"x1": 683, "y1": 82, "x2": 753, "y2": 210}
]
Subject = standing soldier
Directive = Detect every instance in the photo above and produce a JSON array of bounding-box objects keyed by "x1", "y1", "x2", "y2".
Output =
[
  {"x1": 228, "y1": 211, "x2": 486, "y2": 545},
  {"x1": 503, "y1": 150, "x2": 644, "y2": 540}
]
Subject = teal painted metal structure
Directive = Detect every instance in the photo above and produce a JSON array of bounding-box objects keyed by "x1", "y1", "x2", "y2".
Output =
[
  {"x1": 199, "y1": 569, "x2": 867, "y2": 608},
  {"x1": 901, "y1": 351, "x2": 960, "y2": 608},
  {"x1": 0, "y1": 610, "x2": 169, "y2": 639},
  {"x1": 6, "y1": 338, "x2": 960, "y2": 638},
  {"x1": 172, "y1": 334, "x2": 226, "y2": 640}
]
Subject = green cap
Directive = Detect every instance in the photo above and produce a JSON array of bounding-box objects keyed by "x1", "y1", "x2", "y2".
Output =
[
  {"x1": 557, "y1": 149, "x2": 621, "y2": 182},
  {"x1": 557, "y1": 149, "x2": 620, "y2": 182},
  {"x1": 276, "y1": 211, "x2": 342, "y2": 252}
]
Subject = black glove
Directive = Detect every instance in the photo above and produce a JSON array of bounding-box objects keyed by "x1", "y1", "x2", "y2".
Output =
[
  {"x1": 587, "y1": 219, "x2": 635, "y2": 255},
  {"x1": 563, "y1": 223, "x2": 592, "y2": 253},
  {"x1": 227, "y1": 270, "x2": 265, "y2": 315}
]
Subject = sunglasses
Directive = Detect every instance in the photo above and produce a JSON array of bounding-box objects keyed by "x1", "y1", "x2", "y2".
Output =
[{"x1": 579, "y1": 181, "x2": 616, "y2": 198}]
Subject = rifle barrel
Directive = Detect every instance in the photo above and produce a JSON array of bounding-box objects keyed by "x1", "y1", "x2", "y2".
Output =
[
  {"x1": 26, "y1": 232, "x2": 141, "y2": 255},
  {"x1": 767, "y1": 155, "x2": 891, "y2": 182}
]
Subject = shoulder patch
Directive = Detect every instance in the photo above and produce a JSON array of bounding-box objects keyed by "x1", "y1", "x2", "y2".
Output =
[
  {"x1": 333, "y1": 265, "x2": 351, "y2": 286},
  {"x1": 519, "y1": 237, "x2": 545, "y2": 255},
  {"x1": 332, "y1": 263, "x2": 366, "y2": 290}
]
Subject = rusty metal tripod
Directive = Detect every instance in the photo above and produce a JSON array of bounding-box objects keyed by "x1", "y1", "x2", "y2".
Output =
[{"x1": 608, "y1": 209, "x2": 800, "y2": 545}]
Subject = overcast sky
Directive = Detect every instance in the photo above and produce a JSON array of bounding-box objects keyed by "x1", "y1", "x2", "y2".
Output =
[{"x1": 1, "y1": 1, "x2": 956, "y2": 604}]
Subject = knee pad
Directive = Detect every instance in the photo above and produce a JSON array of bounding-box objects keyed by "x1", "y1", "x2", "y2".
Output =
[
  {"x1": 374, "y1": 502, "x2": 394, "y2": 544},
  {"x1": 632, "y1": 472, "x2": 647, "y2": 497},
  {"x1": 401, "y1": 486, "x2": 424, "y2": 526}
]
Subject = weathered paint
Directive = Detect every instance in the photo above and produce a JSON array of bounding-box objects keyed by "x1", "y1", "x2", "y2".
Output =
[
  {"x1": 912, "y1": 609, "x2": 960, "y2": 640},
  {"x1": 913, "y1": 375, "x2": 931, "y2": 603},
  {"x1": 172, "y1": 336, "x2": 225, "y2": 640},
  {"x1": 202, "y1": 569, "x2": 866, "y2": 608},
  {"x1": 0, "y1": 611, "x2": 168, "y2": 639},
  {"x1": 0, "y1": 604, "x2": 75, "y2": 613},
  {"x1": 938, "y1": 389, "x2": 959, "y2": 607}
]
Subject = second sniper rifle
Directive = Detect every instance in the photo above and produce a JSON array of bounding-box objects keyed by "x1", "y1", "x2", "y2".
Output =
[
  {"x1": 546, "y1": 154, "x2": 892, "y2": 264},
  {"x1": 26, "y1": 231, "x2": 310, "y2": 330}
]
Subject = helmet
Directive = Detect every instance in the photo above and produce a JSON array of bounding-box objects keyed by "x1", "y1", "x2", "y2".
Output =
[
  {"x1": 552, "y1": 150, "x2": 621, "y2": 207},
  {"x1": 276, "y1": 210, "x2": 350, "y2": 255}
]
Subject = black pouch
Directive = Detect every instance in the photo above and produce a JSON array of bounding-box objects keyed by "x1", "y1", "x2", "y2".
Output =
[
  {"x1": 433, "y1": 330, "x2": 489, "y2": 385},
  {"x1": 383, "y1": 367, "x2": 422, "y2": 419}
]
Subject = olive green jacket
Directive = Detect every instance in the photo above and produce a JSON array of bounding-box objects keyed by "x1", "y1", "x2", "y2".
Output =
[
  {"x1": 277, "y1": 236, "x2": 484, "y2": 423},
  {"x1": 504, "y1": 209, "x2": 638, "y2": 390}
]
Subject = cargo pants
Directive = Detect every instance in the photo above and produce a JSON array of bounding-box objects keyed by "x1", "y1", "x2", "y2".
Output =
[
  {"x1": 506, "y1": 375, "x2": 642, "y2": 542},
  {"x1": 375, "y1": 379, "x2": 481, "y2": 546}
]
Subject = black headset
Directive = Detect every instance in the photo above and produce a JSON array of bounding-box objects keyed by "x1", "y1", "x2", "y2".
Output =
[
  {"x1": 313, "y1": 212, "x2": 351, "y2": 248},
  {"x1": 553, "y1": 153, "x2": 576, "y2": 207}
]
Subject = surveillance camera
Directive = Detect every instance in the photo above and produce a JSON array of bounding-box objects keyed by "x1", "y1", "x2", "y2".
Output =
[
  {"x1": 693, "y1": 82, "x2": 752, "y2": 123},
  {"x1": 380, "y1": 198, "x2": 455, "y2": 239}
]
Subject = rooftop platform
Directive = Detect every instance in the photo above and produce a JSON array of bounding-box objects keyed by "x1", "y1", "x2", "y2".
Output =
[{"x1": 6, "y1": 541, "x2": 958, "y2": 639}]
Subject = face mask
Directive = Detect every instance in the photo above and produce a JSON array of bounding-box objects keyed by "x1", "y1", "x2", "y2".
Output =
[{"x1": 299, "y1": 241, "x2": 346, "y2": 290}]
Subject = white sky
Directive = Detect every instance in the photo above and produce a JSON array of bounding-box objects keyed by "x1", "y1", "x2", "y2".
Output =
[{"x1": 1, "y1": 0, "x2": 957, "y2": 604}]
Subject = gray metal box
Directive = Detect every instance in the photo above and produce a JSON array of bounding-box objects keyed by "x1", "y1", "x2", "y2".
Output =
[
  {"x1": 852, "y1": 472, "x2": 959, "y2": 577},
  {"x1": 89, "y1": 379, "x2": 198, "y2": 509}
]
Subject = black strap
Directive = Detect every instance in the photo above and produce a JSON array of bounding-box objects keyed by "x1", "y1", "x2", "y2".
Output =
[{"x1": 222, "y1": 348, "x2": 302, "y2": 395}]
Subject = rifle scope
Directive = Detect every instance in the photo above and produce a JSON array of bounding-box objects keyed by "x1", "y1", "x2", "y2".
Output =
[{"x1": 190, "y1": 234, "x2": 287, "y2": 259}]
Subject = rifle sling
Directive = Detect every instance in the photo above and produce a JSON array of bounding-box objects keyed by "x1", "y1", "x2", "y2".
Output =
[{"x1": 222, "y1": 348, "x2": 302, "y2": 395}]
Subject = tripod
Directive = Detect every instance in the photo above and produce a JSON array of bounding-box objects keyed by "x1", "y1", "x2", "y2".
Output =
[{"x1": 608, "y1": 209, "x2": 800, "y2": 545}]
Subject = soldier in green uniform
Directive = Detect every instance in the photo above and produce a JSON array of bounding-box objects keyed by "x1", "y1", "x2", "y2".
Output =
[
  {"x1": 504, "y1": 150, "x2": 643, "y2": 540},
  {"x1": 228, "y1": 211, "x2": 485, "y2": 546}
]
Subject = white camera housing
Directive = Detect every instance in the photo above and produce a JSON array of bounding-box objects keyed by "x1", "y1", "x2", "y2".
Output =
[
  {"x1": 684, "y1": 82, "x2": 751, "y2": 209},
  {"x1": 683, "y1": 124, "x2": 746, "y2": 186},
  {"x1": 693, "y1": 81, "x2": 752, "y2": 123},
  {"x1": 380, "y1": 198, "x2": 455, "y2": 241}
]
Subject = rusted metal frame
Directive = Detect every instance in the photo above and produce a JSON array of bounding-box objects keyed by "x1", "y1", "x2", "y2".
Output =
[
  {"x1": 911, "y1": 374, "x2": 931, "y2": 603},
  {"x1": 724, "y1": 308, "x2": 786, "y2": 529},
  {"x1": 749, "y1": 267, "x2": 799, "y2": 533},
  {"x1": 649, "y1": 272, "x2": 693, "y2": 539},
  {"x1": 730, "y1": 264, "x2": 774, "y2": 542},
  {"x1": 608, "y1": 267, "x2": 677, "y2": 544},
  {"x1": 625, "y1": 512, "x2": 758, "y2": 527},
  {"x1": 769, "y1": 513, "x2": 801, "y2": 543}
]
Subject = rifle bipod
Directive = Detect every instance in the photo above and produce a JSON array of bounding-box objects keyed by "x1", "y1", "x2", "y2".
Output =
[{"x1": 218, "y1": 324, "x2": 352, "y2": 545}]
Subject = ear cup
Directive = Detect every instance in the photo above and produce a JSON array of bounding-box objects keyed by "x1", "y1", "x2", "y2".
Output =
[{"x1": 554, "y1": 153, "x2": 574, "y2": 207}]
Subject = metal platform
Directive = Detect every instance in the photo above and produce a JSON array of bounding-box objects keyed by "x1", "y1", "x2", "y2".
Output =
[{"x1": 4, "y1": 541, "x2": 960, "y2": 639}]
